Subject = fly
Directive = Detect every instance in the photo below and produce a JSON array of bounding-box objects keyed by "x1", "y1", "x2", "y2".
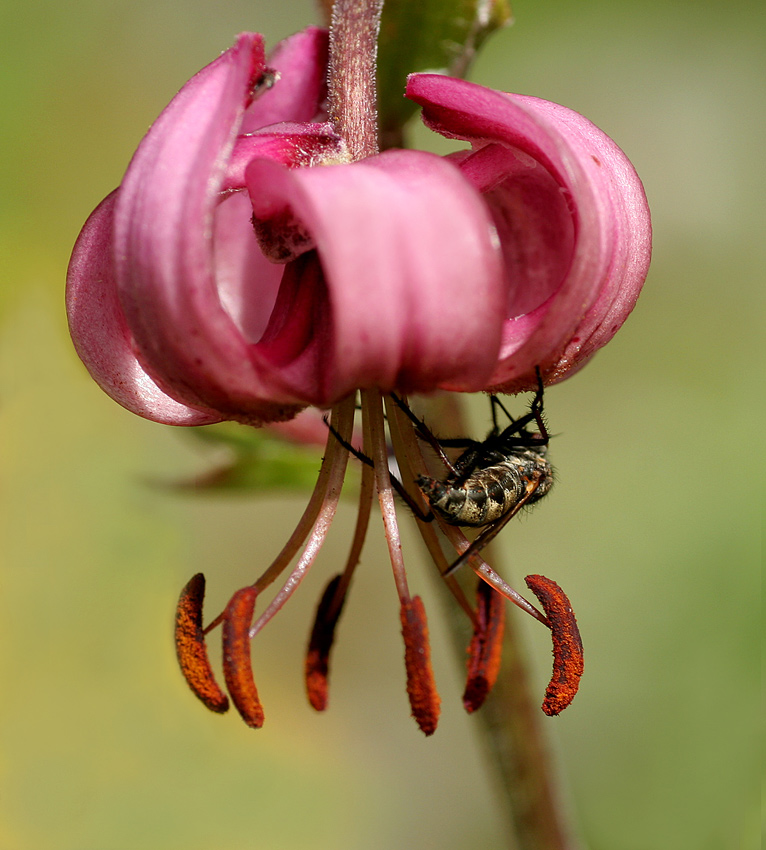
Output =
[
  {"x1": 325, "y1": 370, "x2": 552, "y2": 577},
  {"x1": 391, "y1": 370, "x2": 552, "y2": 575}
]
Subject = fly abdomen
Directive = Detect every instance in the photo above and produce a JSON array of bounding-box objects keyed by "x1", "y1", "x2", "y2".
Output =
[
  {"x1": 416, "y1": 467, "x2": 519, "y2": 526},
  {"x1": 417, "y1": 453, "x2": 552, "y2": 528}
]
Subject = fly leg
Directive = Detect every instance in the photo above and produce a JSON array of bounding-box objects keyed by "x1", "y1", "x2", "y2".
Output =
[{"x1": 323, "y1": 417, "x2": 434, "y2": 523}]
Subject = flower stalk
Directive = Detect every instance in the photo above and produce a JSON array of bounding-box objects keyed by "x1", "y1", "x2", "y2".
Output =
[
  {"x1": 476, "y1": 589, "x2": 581, "y2": 850},
  {"x1": 424, "y1": 394, "x2": 582, "y2": 850},
  {"x1": 328, "y1": 0, "x2": 383, "y2": 158}
]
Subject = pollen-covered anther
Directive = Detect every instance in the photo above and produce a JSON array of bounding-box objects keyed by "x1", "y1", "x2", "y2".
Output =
[
  {"x1": 400, "y1": 596, "x2": 441, "y2": 736},
  {"x1": 525, "y1": 574, "x2": 584, "y2": 716},
  {"x1": 222, "y1": 586, "x2": 265, "y2": 728},
  {"x1": 305, "y1": 574, "x2": 347, "y2": 711},
  {"x1": 463, "y1": 580, "x2": 506, "y2": 713},
  {"x1": 174, "y1": 573, "x2": 229, "y2": 713}
]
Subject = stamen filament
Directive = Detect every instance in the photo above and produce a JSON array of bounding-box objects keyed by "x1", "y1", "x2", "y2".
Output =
[
  {"x1": 362, "y1": 389, "x2": 410, "y2": 602},
  {"x1": 254, "y1": 397, "x2": 356, "y2": 595},
  {"x1": 471, "y1": 557, "x2": 549, "y2": 626},
  {"x1": 202, "y1": 401, "x2": 356, "y2": 636},
  {"x1": 305, "y1": 433, "x2": 377, "y2": 711},
  {"x1": 327, "y1": 449, "x2": 376, "y2": 621},
  {"x1": 248, "y1": 396, "x2": 356, "y2": 639},
  {"x1": 384, "y1": 394, "x2": 477, "y2": 624}
]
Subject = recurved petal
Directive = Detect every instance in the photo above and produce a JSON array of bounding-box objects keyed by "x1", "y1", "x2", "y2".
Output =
[
  {"x1": 406, "y1": 75, "x2": 651, "y2": 391},
  {"x1": 246, "y1": 149, "x2": 506, "y2": 404},
  {"x1": 222, "y1": 122, "x2": 345, "y2": 192},
  {"x1": 240, "y1": 26, "x2": 330, "y2": 132},
  {"x1": 518, "y1": 98, "x2": 652, "y2": 375},
  {"x1": 113, "y1": 33, "x2": 306, "y2": 422},
  {"x1": 66, "y1": 191, "x2": 223, "y2": 425}
]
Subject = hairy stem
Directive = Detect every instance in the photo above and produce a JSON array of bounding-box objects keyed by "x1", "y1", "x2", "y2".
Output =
[{"x1": 327, "y1": 0, "x2": 383, "y2": 159}]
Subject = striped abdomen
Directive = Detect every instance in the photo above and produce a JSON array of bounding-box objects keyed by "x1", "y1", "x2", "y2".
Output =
[{"x1": 416, "y1": 451, "x2": 553, "y2": 527}]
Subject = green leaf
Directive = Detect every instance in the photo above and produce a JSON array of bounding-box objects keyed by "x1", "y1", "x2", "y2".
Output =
[
  {"x1": 164, "y1": 423, "x2": 324, "y2": 493},
  {"x1": 377, "y1": 0, "x2": 512, "y2": 144}
]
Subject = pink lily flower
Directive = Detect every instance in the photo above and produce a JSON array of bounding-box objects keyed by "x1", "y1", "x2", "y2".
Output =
[
  {"x1": 67, "y1": 28, "x2": 650, "y2": 423},
  {"x1": 67, "y1": 27, "x2": 649, "y2": 733}
]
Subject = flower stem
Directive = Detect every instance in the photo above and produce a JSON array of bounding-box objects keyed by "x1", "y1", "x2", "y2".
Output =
[
  {"x1": 435, "y1": 550, "x2": 582, "y2": 849},
  {"x1": 480, "y1": 582, "x2": 582, "y2": 850},
  {"x1": 432, "y1": 395, "x2": 581, "y2": 850},
  {"x1": 327, "y1": 0, "x2": 383, "y2": 159}
]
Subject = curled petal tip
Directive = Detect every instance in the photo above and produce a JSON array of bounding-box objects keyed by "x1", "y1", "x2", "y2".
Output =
[{"x1": 406, "y1": 74, "x2": 651, "y2": 390}]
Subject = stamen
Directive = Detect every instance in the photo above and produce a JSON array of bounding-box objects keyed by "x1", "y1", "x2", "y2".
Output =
[
  {"x1": 463, "y1": 580, "x2": 506, "y2": 713},
  {"x1": 400, "y1": 596, "x2": 441, "y2": 736},
  {"x1": 248, "y1": 396, "x2": 356, "y2": 638},
  {"x1": 174, "y1": 573, "x2": 229, "y2": 713},
  {"x1": 202, "y1": 396, "x2": 357, "y2": 638},
  {"x1": 363, "y1": 389, "x2": 409, "y2": 600},
  {"x1": 365, "y1": 391, "x2": 442, "y2": 733},
  {"x1": 305, "y1": 460, "x2": 376, "y2": 710},
  {"x1": 325, "y1": 451, "x2": 376, "y2": 623},
  {"x1": 305, "y1": 574, "x2": 345, "y2": 711},
  {"x1": 525, "y1": 575, "x2": 584, "y2": 716},
  {"x1": 222, "y1": 586, "x2": 264, "y2": 728},
  {"x1": 384, "y1": 395, "x2": 476, "y2": 624},
  {"x1": 471, "y1": 558, "x2": 549, "y2": 625}
]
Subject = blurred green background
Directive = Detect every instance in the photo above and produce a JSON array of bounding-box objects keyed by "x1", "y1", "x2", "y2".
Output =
[{"x1": 0, "y1": 0, "x2": 761, "y2": 848}]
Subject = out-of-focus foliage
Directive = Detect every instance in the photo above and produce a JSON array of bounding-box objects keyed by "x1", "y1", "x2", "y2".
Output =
[
  {"x1": 175, "y1": 425, "x2": 323, "y2": 492},
  {"x1": 377, "y1": 0, "x2": 512, "y2": 141}
]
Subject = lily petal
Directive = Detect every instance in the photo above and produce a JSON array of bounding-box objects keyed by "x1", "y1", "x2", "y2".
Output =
[
  {"x1": 113, "y1": 33, "x2": 333, "y2": 422},
  {"x1": 240, "y1": 26, "x2": 329, "y2": 132},
  {"x1": 66, "y1": 191, "x2": 223, "y2": 424},
  {"x1": 246, "y1": 149, "x2": 506, "y2": 404},
  {"x1": 406, "y1": 74, "x2": 651, "y2": 391},
  {"x1": 223, "y1": 122, "x2": 345, "y2": 191}
]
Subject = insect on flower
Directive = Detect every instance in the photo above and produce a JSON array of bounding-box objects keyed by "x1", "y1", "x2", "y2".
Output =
[
  {"x1": 406, "y1": 372, "x2": 553, "y2": 576},
  {"x1": 65, "y1": 15, "x2": 650, "y2": 732},
  {"x1": 328, "y1": 370, "x2": 553, "y2": 578}
]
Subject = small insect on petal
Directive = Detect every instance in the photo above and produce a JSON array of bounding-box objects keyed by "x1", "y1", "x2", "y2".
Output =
[
  {"x1": 400, "y1": 596, "x2": 441, "y2": 736},
  {"x1": 174, "y1": 573, "x2": 229, "y2": 713},
  {"x1": 305, "y1": 574, "x2": 347, "y2": 711},
  {"x1": 463, "y1": 580, "x2": 506, "y2": 713},
  {"x1": 222, "y1": 586, "x2": 265, "y2": 728},
  {"x1": 525, "y1": 575, "x2": 584, "y2": 716}
]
